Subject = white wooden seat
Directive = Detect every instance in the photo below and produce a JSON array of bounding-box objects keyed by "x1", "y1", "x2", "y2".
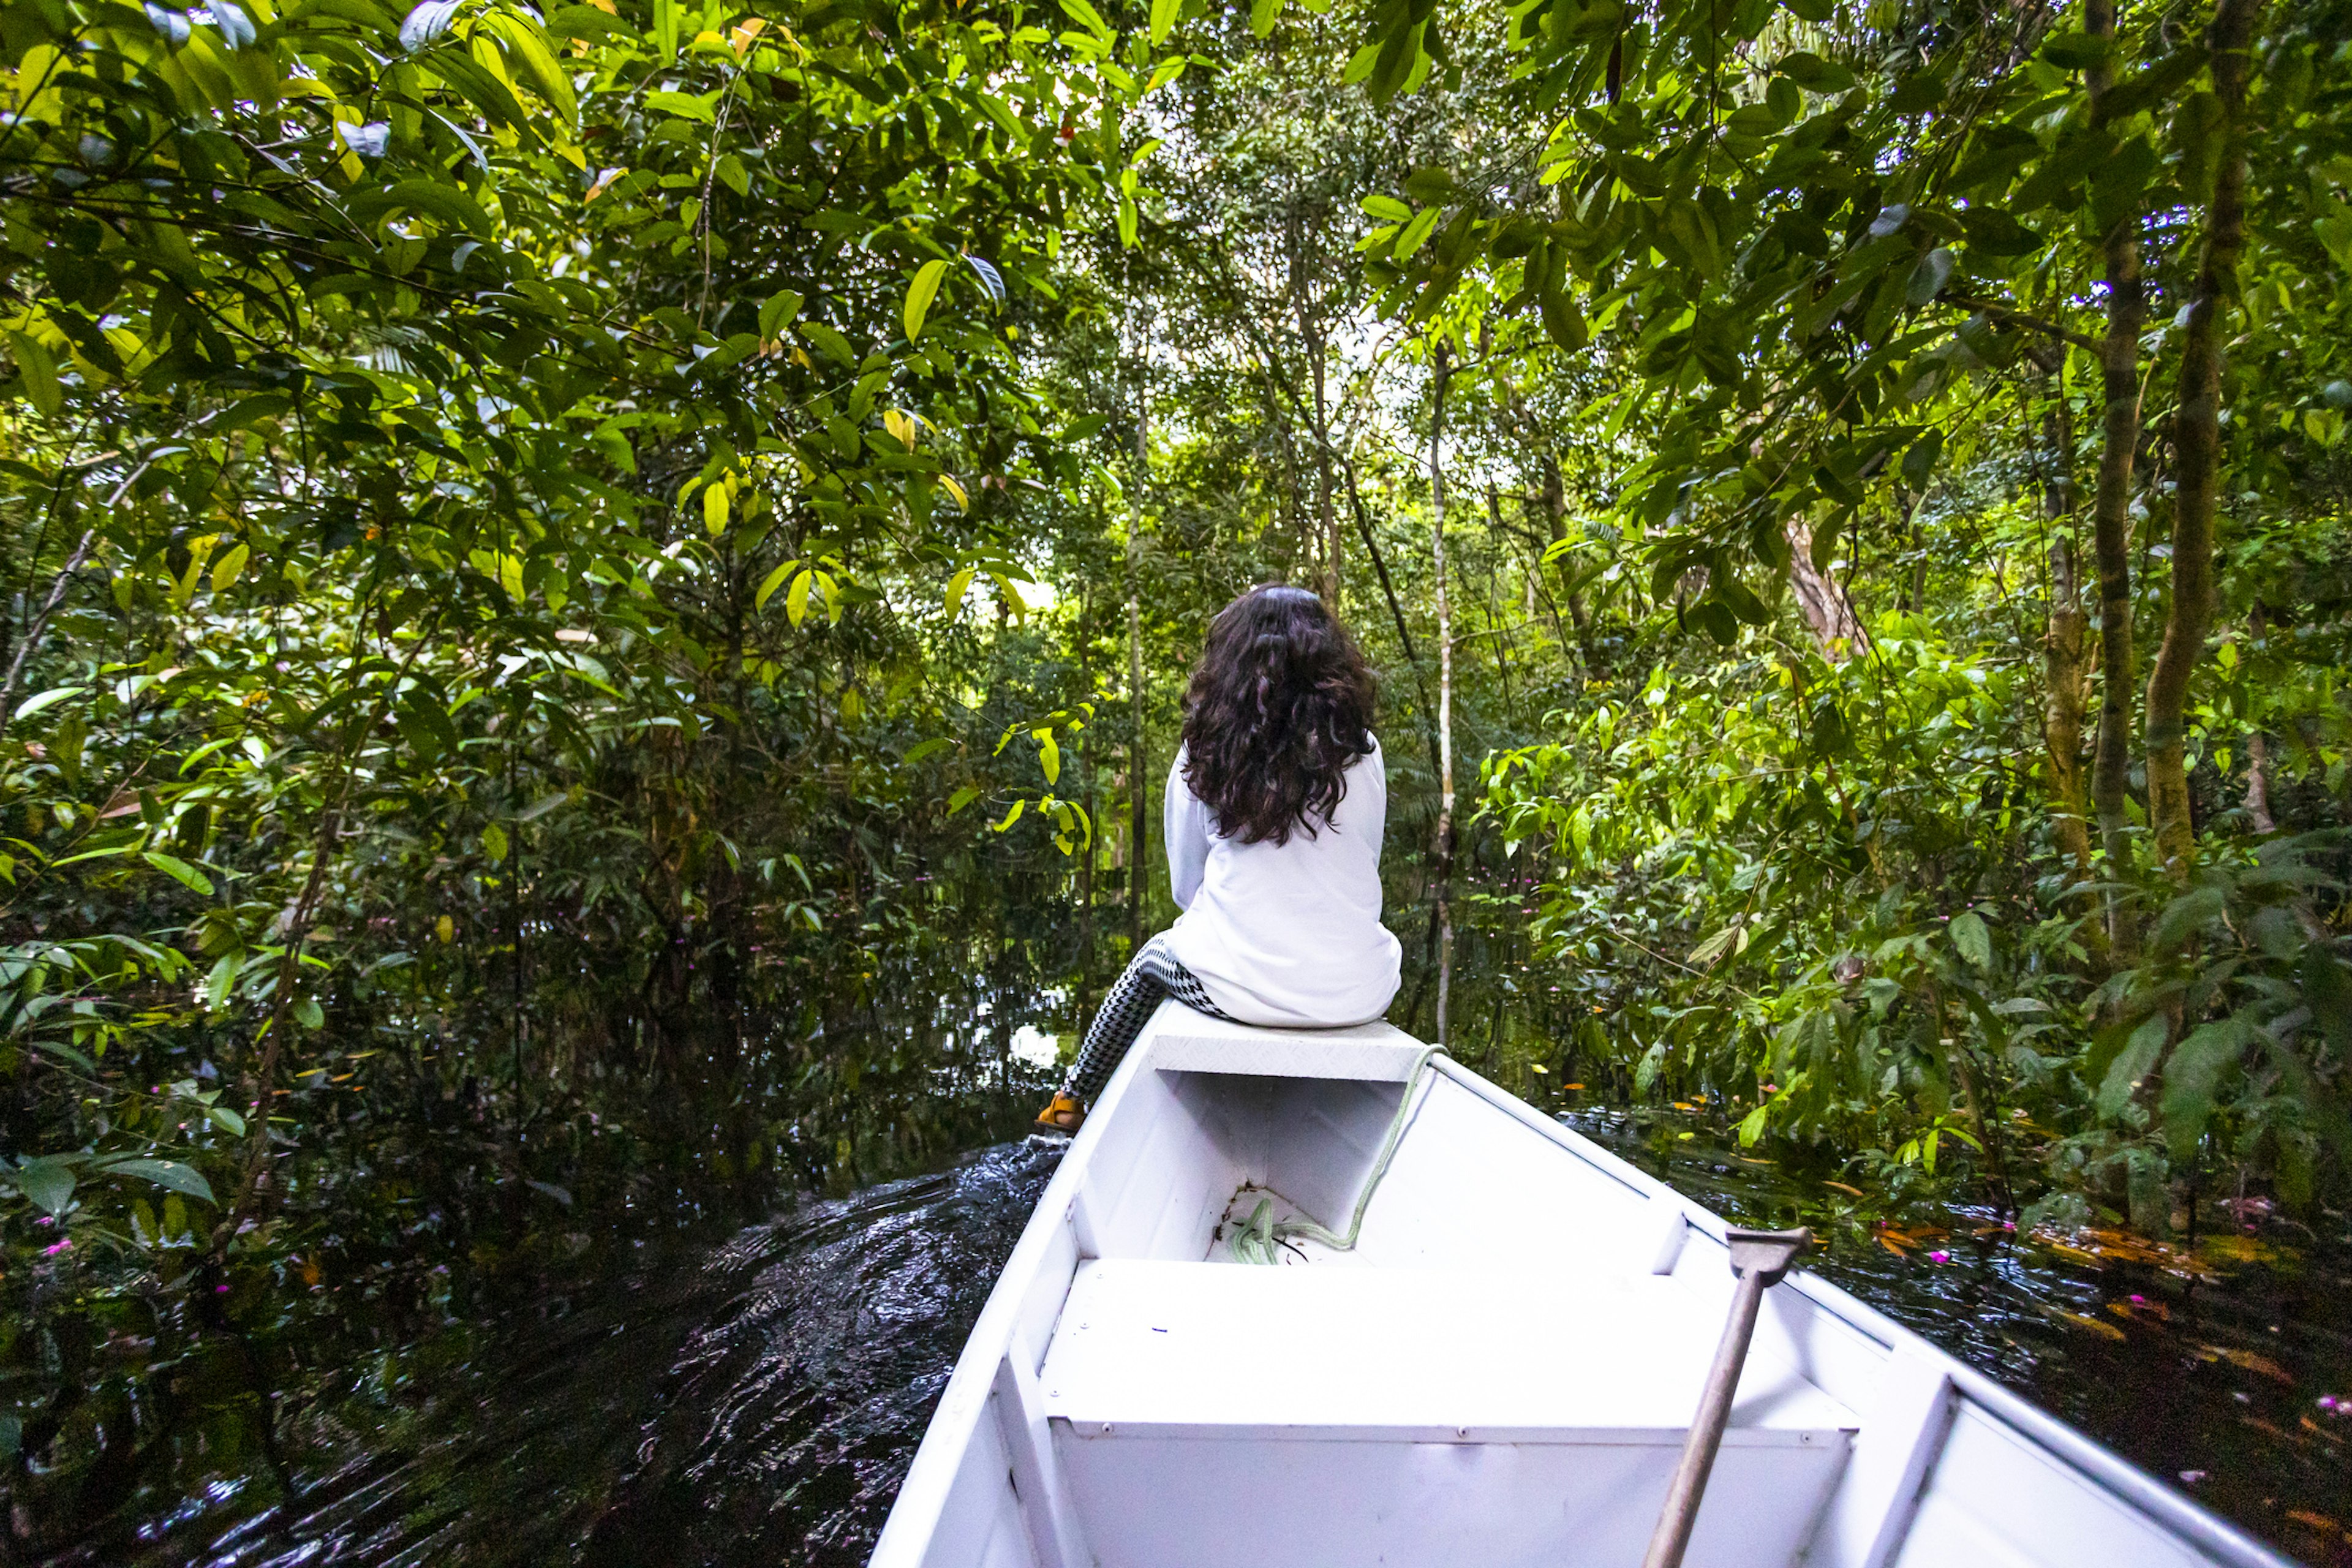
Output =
[{"x1": 1035, "y1": 1259, "x2": 1856, "y2": 1568}]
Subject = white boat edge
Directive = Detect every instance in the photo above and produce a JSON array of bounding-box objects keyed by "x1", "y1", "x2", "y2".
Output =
[{"x1": 869, "y1": 1006, "x2": 2299, "y2": 1568}]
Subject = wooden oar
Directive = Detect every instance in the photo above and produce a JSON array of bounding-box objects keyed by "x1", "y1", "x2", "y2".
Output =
[{"x1": 1640, "y1": 1226, "x2": 1812, "y2": 1568}]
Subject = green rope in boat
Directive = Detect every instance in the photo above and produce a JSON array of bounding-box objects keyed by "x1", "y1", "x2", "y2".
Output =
[{"x1": 1229, "y1": 1045, "x2": 1445, "y2": 1265}]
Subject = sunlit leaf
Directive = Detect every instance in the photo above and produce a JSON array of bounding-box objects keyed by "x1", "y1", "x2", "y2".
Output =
[{"x1": 903, "y1": 258, "x2": 950, "y2": 342}]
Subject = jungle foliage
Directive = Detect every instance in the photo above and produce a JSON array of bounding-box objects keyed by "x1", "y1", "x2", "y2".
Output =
[{"x1": 1, "y1": 0, "x2": 2350, "y2": 1549}]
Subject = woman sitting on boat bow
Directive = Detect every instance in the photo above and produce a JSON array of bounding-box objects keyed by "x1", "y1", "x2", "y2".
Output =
[{"x1": 1035, "y1": 584, "x2": 1403, "y2": 1134}]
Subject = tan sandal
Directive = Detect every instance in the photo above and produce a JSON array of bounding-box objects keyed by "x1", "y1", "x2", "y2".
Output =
[{"x1": 1032, "y1": 1093, "x2": 1085, "y2": 1134}]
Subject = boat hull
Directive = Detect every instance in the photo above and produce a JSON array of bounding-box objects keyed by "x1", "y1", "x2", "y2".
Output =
[{"x1": 869, "y1": 1007, "x2": 2290, "y2": 1568}]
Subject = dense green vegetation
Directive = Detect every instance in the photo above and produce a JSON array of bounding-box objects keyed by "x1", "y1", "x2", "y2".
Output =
[{"x1": 2, "y1": 0, "x2": 2349, "y2": 1547}]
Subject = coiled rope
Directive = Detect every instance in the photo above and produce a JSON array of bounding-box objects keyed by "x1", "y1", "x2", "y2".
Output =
[{"x1": 1229, "y1": 1046, "x2": 1446, "y2": 1265}]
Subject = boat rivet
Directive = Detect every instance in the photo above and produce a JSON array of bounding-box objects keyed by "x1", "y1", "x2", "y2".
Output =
[
  {"x1": 1457, "y1": 1426, "x2": 1468, "y2": 1439},
  {"x1": 1102, "y1": 1423, "x2": 1114, "y2": 1434}
]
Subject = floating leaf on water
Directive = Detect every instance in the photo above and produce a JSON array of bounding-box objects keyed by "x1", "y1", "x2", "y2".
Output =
[
  {"x1": 2195, "y1": 1344, "x2": 2296, "y2": 1383},
  {"x1": 2041, "y1": 1305, "x2": 2129, "y2": 1341}
]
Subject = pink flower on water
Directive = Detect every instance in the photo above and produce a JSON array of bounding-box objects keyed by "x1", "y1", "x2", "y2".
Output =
[
  {"x1": 1927, "y1": 1250, "x2": 1951, "y2": 1264},
  {"x1": 41, "y1": 1238, "x2": 71, "y2": 1257}
]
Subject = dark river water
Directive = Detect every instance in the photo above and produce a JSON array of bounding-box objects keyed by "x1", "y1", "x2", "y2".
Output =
[{"x1": 47, "y1": 1098, "x2": 2352, "y2": 1568}]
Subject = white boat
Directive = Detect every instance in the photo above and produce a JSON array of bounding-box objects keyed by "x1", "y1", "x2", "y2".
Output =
[{"x1": 869, "y1": 1008, "x2": 2293, "y2": 1568}]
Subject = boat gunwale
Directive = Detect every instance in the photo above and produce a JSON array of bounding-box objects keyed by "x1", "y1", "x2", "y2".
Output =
[{"x1": 1425, "y1": 1054, "x2": 2298, "y2": 1568}]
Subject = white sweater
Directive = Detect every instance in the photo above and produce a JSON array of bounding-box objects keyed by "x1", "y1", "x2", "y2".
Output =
[{"x1": 1157, "y1": 738, "x2": 1403, "y2": 1028}]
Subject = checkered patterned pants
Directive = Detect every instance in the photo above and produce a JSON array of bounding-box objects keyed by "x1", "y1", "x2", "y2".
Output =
[{"x1": 1060, "y1": 934, "x2": 1229, "y2": 1104}]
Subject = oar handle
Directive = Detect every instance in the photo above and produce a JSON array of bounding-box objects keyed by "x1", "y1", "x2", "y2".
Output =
[{"x1": 1640, "y1": 1227, "x2": 1811, "y2": 1568}]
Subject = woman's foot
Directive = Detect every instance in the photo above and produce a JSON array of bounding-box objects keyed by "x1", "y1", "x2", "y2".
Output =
[{"x1": 1032, "y1": 1093, "x2": 1085, "y2": 1134}]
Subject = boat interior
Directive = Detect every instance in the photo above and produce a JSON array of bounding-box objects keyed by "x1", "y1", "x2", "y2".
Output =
[{"x1": 874, "y1": 1008, "x2": 2275, "y2": 1568}]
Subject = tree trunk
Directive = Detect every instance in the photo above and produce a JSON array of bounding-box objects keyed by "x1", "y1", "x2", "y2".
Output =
[
  {"x1": 1784, "y1": 518, "x2": 1866, "y2": 658},
  {"x1": 2084, "y1": 0, "x2": 2149, "y2": 951},
  {"x1": 1287, "y1": 199, "x2": 1340, "y2": 603},
  {"x1": 1430, "y1": 340, "x2": 1456, "y2": 1047},
  {"x1": 2144, "y1": 0, "x2": 2260, "y2": 875},
  {"x1": 2040, "y1": 393, "x2": 2094, "y2": 877},
  {"x1": 1541, "y1": 453, "x2": 1592, "y2": 657}
]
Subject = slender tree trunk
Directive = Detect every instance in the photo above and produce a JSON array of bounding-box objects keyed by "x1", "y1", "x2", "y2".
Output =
[
  {"x1": 1540, "y1": 453, "x2": 1591, "y2": 658},
  {"x1": 2040, "y1": 392, "x2": 2094, "y2": 877},
  {"x1": 1128, "y1": 320, "x2": 1151, "y2": 949},
  {"x1": 2244, "y1": 604, "x2": 2276, "y2": 832},
  {"x1": 1342, "y1": 455, "x2": 1443, "y2": 783},
  {"x1": 1079, "y1": 602, "x2": 1098, "y2": 1025},
  {"x1": 2146, "y1": 0, "x2": 2260, "y2": 875},
  {"x1": 1899, "y1": 489, "x2": 1928, "y2": 612},
  {"x1": 1430, "y1": 341, "x2": 1456, "y2": 1047},
  {"x1": 2085, "y1": 0, "x2": 2149, "y2": 950}
]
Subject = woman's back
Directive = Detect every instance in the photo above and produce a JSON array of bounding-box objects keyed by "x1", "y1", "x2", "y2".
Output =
[{"x1": 1161, "y1": 739, "x2": 1400, "y2": 1028}]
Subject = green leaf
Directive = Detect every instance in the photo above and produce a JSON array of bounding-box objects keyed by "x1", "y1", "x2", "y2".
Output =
[
  {"x1": 1901, "y1": 429, "x2": 1943, "y2": 488},
  {"x1": 948, "y1": 783, "x2": 982, "y2": 815},
  {"x1": 2041, "y1": 29, "x2": 2115, "y2": 71},
  {"x1": 755, "y1": 560, "x2": 796, "y2": 611},
  {"x1": 209, "y1": 541, "x2": 251, "y2": 592},
  {"x1": 5, "y1": 331, "x2": 62, "y2": 418},
  {"x1": 143, "y1": 852, "x2": 215, "y2": 895},
  {"x1": 15, "y1": 685, "x2": 85, "y2": 720},
  {"x1": 96, "y1": 1158, "x2": 215, "y2": 1204},
  {"x1": 15, "y1": 1157, "x2": 77, "y2": 1215},
  {"x1": 545, "y1": 5, "x2": 634, "y2": 40},
  {"x1": 1362, "y1": 194, "x2": 1412, "y2": 222},
  {"x1": 786, "y1": 569, "x2": 813, "y2": 627},
  {"x1": 797, "y1": 320, "x2": 856, "y2": 366},
  {"x1": 1948, "y1": 908, "x2": 1991, "y2": 968},
  {"x1": 1906, "y1": 247, "x2": 1954, "y2": 307},
  {"x1": 482, "y1": 821, "x2": 510, "y2": 862},
  {"x1": 1036, "y1": 728, "x2": 1061, "y2": 784},
  {"x1": 1775, "y1": 51, "x2": 1855, "y2": 93},
  {"x1": 1058, "y1": 0, "x2": 1115, "y2": 40},
  {"x1": 206, "y1": 1104, "x2": 246, "y2": 1135},
  {"x1": 2302, "y1": 947, "x2": 2352, "y2": 1054},
  {"x1": 293, "y1": 997, "x2": 325, "y2": 1029},
  {"x1": 1393, "y1": 206, "x2": 1442, "y2": 260},
  {"x1": 758, "y1": 290, "x2": 804, "y2": 339},
  {"x1": 1148, "y1": 0, "x2": 1179, "y2": 44},
  {"x1": 944, "y1": 566, "x2": 975, "y2": 620},
  {"x1": 903, "y1": 258, "x2": 950, "y2": 342},
  {"x1": 2159, "y1": 1019, "x2": 2253, "y2": 1161},
  {"x1": 904, "y1": 737, "x2": 953, "y2": 765},
  {"x1": 2152, "y1": 885, "x2": 2225, "y2": 952},
  {"x1": 1251, "y1": 0, "x2": 1280, "y2": 33},
  {"x1": 644, "y1": 89, "x2": 717, "y2": 123},
  {"x1": 363, "y1": 179, "x2": 494, "y2": 236},
  {"x1": 992, "y1": 797, "x2": 1027, "y2": 831},
  {"x1": 702, "y1": 483, "x2": 729, "y2": 534},
  {"x1": 2095, "y1": 1012, "x2": 2168, "y2": 1118}
]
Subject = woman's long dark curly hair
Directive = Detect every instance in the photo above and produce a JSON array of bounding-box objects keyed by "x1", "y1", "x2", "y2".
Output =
[{"x1": 1180, "y1": 584, "x2": 1376, "y2": 846}]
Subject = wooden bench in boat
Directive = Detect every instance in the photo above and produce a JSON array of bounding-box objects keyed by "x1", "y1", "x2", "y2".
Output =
[{"x1": 872, "y1": 1007, "x2": 2297, "y2": 1568}]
